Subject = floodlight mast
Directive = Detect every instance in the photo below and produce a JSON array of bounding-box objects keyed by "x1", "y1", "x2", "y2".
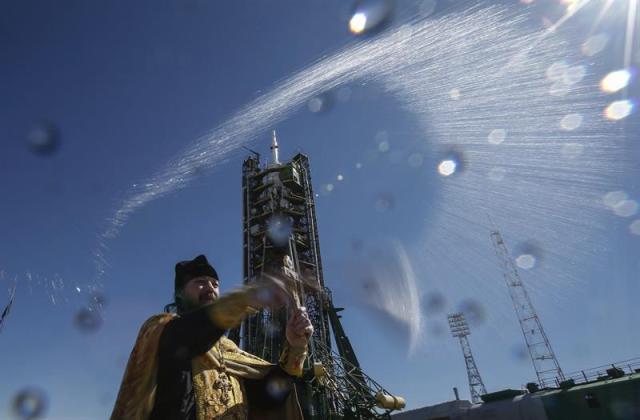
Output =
[{"x1": 448, "y1": 312, "x2": 487, "y2": 404}]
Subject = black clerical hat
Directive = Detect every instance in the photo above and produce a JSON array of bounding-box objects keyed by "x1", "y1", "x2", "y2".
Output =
[{"x1": 174, "y1": 254, "x2": 219, "y2": 291}]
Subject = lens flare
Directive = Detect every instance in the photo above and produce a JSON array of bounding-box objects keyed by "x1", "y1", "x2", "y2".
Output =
[
  {"x1": 438, "y1": 159, "x2": 457, "y2": 176},
  {"x1": 349, "y1": 0, "x2": 393, "y2": 35},
  {"x1": 581, "y1": 33, "x2": 609, "y2": 56},
  {"x1": 349, "y1": 13, "x2": 368, "y2": 34},
  {"x1": 603, "y1": 190, "x2": 628, "y2": 208},
  {"x1": 613, "y1": 200, "x2": 639, "y2": 218},
  {"x1": 560, "y1": 113, "x2": 583, "y2": 131},
  {"x1": 600, "y1": 69, "x2": 633, "y2": 93},
  {"x1": 516, "y1": 253, "x2": 537, "y2": 270},
  {"x1": 488, "y1": 128, "x2": 507, "y2": 144},
  {"x1": 604, "y1": 100, "x2": 634, "y2": 120}
]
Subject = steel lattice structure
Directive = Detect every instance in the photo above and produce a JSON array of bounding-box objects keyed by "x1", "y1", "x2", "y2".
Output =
[
  {"x1": 447, "y1": 313, "x2": 487, "y2": 403},
  {"x1": 490, "y1": 229, "x2": 565, "y2": 388},
  {"x1": 229, "y1": 133, "x2": 404, "y2": 419}
]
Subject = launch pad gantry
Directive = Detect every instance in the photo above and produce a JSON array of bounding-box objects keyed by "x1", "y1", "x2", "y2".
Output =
[{"x1": 229, "y1": 131, "x2": 405, "y2": 419}]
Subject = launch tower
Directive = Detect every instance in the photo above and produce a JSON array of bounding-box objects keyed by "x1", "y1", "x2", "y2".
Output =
[{"x1": 231, "y1": 132, "x2": 404, "y2": 419}]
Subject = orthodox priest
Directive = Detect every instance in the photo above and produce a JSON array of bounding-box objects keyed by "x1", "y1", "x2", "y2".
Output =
[{"x1": 111, "y1": 254, "x2": 313, "y2": 420}]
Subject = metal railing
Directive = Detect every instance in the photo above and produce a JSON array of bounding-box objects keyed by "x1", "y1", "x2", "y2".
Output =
[{"x1": 537, "y1": 357, "x2": 640, "y2": 389}]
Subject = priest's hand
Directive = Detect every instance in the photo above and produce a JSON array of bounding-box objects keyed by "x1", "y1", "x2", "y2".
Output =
[{"x1": 286, "y1": 307, "x2": 313, "y2": 348}]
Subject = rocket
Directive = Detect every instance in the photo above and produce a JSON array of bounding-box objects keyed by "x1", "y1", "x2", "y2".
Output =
[{"x1": 271, "y1": 129, "x2": 280, "y2": 165}]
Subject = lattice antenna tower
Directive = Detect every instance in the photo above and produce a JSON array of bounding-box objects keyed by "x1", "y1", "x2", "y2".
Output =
[
  {"x1": 448, "y1": 312, "x2": 487, "y2": 403},
  {"x1": 489, "y1": 229, "x2": 565, "y2": 388}
]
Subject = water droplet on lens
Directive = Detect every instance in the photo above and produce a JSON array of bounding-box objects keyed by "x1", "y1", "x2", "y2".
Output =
[
  {"x1": 74, "y1": 307, "x2": 103, "y2": 333},
  {"x1": 418, "y1": 0, "x2": 437, "y2": 17},
  {"x1": 516, "y1": 254, "x2": 536, "y2": 270},
  {"x1": 266, "y1": 215, "x2": 293, "y2": 246},
  {"x1": 488, "y1": 129, "x2": 507, "y2": 144},
  {"x1": 428, "y1": 322, "x2": 446, "y2": 338},
  {"x1": 488, "y1": 167, "x2": 507, "y2": 181},
  {"x1": 349, "y1": 0, "x2": 394, "y2": 35},
  {"x1": 308, "y1": 97, "x2": 324, "y2": 113},
  {"x1": 374, "y1": 193, "x2": 395, "y2": 212},
  {"x1": 581, "y1": 34, "x2": 609, "y2": 57},
  {"x1": 437, "y1": 150, "x2": 464, "y2": 177},
  {"x1": 630, "y1": 220, "x2": 640, "y2": 235},
  {"x1": 438, "y1": 159, "x2": 457, "y2": 176},
  {"x1": 563, "y1": 65, "x2": 585, "y2": 85},
  {"x1": 337, "y1": 86, "x2": 352, "y2": 102},
  {"x1": 613, "y1": 200, "x2": 639, "y2": 218},
  {"x1": 307, "y1": 92, "x2": 334, "y2": 114},
  {"x1": 603, "y1": 191, "x2": 628, "y2": 208},
  {"x1": 549, "y1": 82, "x2": 570, "y2": 97},
  {"x1": 561, "y1": 143, "x2": 584, "y2": 159},
  {"x1": 375, "y1": 130, "x2": 390, "y2": 152},
  {"x1": 458, "y1": 300, "x2": 486, "y2": 327},
  {"x1": 350, "y1": 12, "x2": 368, "y2": 34},
  {"x1": 514, "y1": 242, "x2": 542, "y2": 270},
  {"x1": 264, "y1": 318, "x2": 281, "y2": 338},
  {"x1": 560, "y1": 113, "x2": 583, "y2": 131},
  {"x1": 26, "y1": 122, "x2": 60, "y2": 156},
  {"x1": 511, "y1": 344, "x2": 529, "y2": 363},
  {"x1": 361, "y1": 276, "x2": 380, "y2": 296},
  {"x1": 266, "y1": 376, "x2": 291, "y2": 400},
  {"x1": 337, "y1": 174, "x2": 344, "y2": 181},
  {"x1": 12, "y1": 388, "x2": 48, "y2": 419},
  {"x1": 407, "y1": 153, "x2": 423, "y2": 168},
  {"x1": 546, "y1": 61, "x2": 568, "y2": 81},
  {"x1": 422, "y1": 292, "x2": 446, "y2": 315}
]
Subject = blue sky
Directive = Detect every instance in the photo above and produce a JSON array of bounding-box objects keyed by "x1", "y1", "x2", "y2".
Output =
[{"x1": 1, "y1": 0, "x2": 639, "y2": 418}]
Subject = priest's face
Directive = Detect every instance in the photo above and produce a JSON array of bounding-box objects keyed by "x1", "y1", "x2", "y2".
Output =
[{"x1": 181, "y1": 276, "x2": 220, "y2": 309}]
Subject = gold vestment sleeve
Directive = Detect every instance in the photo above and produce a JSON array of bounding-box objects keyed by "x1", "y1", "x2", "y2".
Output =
[
  {"x1": 279, "y1": 341, "x2": 308, "y2": 377},
  {"x1": 207, "y1": 286, "x2": 259, "y2": 329}
]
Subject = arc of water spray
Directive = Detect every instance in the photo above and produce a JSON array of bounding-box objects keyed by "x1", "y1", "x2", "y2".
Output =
[
  {"x1": 92, "y1": 4, "x2": 627, "y2": 352},
  {"x1": 94, "y1": 6, "x2": 540, "y2": 281},
  {"x1": 92, "y1": 9, "x2": 431, "y2": 279}
]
